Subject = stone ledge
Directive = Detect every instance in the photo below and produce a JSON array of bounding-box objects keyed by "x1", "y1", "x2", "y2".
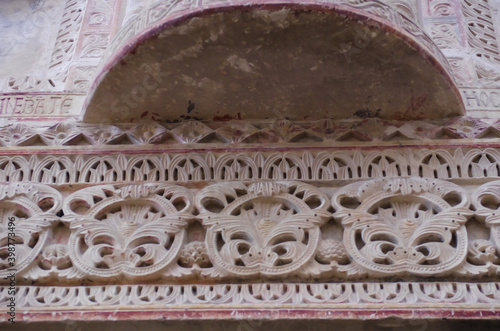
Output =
[{"x1": 3, "y1": 282, "x2": 500, "y2": 309}]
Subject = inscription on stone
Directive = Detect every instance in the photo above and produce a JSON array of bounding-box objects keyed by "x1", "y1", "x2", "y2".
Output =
[
  {"x1": 461, "y1": 89, "x2": 500, "y2": 110},
  {"x1": 0, "y1": 94, "x2": 84, "y2": 117}
]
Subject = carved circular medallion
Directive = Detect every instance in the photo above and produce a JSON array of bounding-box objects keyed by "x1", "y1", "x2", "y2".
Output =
[
  {"x1": 63, "y1": 184, "x2": 194, "y2": 279},
  {"x1": 332, "y1": 178, "x2": 471, "y2": 275},
  {"x1": 197, "y1": 182, "x2": 331, "y2": 277}
]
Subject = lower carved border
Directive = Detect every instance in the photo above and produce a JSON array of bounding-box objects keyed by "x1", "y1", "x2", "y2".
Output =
[{"x1": 3, "y1": 282, "x2": 500, "y2": 309}]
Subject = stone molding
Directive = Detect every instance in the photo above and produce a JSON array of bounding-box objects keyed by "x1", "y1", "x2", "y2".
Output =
[
  {"x1": 2, "y1": 147, "x2": 500, "y2": 185},
  {"x1": 4, "y1": 282, "x2": 500, "y2": 308},
  {"x1": 1, "y1": 117, "x2": 500, "y2": 147},
  {"x1": 3, "y1": 0, "x2": 500, "y2": 323}
]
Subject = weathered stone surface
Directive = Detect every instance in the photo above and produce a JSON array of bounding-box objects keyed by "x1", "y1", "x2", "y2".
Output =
[
  {"x1": 83, "y1": 7, "x2": 464, "y2": 123},
  {"x1": 5, "y1": 0, "x2": 500, "y2": 326}
]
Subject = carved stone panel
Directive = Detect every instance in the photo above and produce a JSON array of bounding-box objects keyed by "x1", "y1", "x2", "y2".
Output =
[
  {"x1": 197, "y1": 182, "x2": 331, "y2": 277},
  {"x1": 62, "y1": 184, "x2": 195, "y2": 280},
  {"x1": 332, "y1": 178, "x2": 471, "y2": 276}
]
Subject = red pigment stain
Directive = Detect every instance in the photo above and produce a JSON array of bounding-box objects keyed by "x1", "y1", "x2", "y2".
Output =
[
  {"x1": 213, "y1": 114, "x2": 236, "y2": 121},
  {"x1": 141, "y1": 111, "x2": 149, "y2": 118}
]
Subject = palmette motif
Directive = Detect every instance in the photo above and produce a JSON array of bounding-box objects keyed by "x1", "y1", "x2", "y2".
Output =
[
  {"x1": 2, "y1": 178, "x2": 500, "y2": 281},
  {"x1": 62, "y1": 184, "x2": 195, "y2": 279},
  {"x1": 197, "y1": 182, "x2": 331, "y2": 277},
  {"x1": 332, "y1": 178, "x2": 472, "y2": 275}
]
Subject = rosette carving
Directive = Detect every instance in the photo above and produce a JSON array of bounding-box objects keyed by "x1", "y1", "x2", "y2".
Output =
[
  {"x1": 63, "y1": 184, "x2": 194, "y2": 279},
  {"x1": 332, "y1": 178, "x2": 471, "y2": 275},
  {"x1": 197, "y1": 182, "x2": 331, "y2": 277}
]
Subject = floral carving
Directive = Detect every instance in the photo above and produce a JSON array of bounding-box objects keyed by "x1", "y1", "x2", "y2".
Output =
[
  {"x1": 127, "y1": 122, "x2": 168, "y2": 144},
  {"x1": 0, "y1": 184, "x2": 62, "y2": 279},
  {"x1": 332, "y1": 178, "x2": 471, "y2": 275},
  {"x1": 63, "y1": 184, "x2": 194, "y2": 279},
  {"x1": 40, "y1": 122, "x2": 83, "y2": 146},
  {"x1": 0, "y1": 124, "x2": 38, "y2": 146},
  {"x1": 472, "y1": 181, "x2": 500, "y2": 268},
  {"x1": 197, "y1": 182, "x2": 331, "y2": 277}
]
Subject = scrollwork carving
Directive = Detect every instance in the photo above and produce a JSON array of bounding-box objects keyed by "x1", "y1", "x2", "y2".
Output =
[
  {"x1": 62, "y1": 184, "x2": 195, "y2": 279},
  {"x1": 197, "y1": 181, "x2": 331, "y2": 277},
  {"x1": 332, "y1": 178, "x2": 471, "y2": 275},
  {"x1": 471, "y1": 181, "x2": 500, "y2": 273},
  {"x1": 0, "y1": 184, "x2": 62, "y2": 279}
]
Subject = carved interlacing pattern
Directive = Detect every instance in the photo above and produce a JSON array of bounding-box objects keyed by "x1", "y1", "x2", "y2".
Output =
[
  {"x1": 48, "y1": 0, "x2": 88, "y2": 81},
  {"x1": 429, "y1": 0, "x2": 455, "y2": 16},
  {"x1": 461, "y1": 0, "x2": 500, "y2": 63},
  {"x1": 332, "y1": 178, "x2": 471, "y2": 275},
  {"x1": 2, "y1": 179, "x2": 500, "y2": 282},
  {"x1": 460, "y1": 0, "x2": 500, "y2": 86},
  {"x1": 469, "y1": 180, "x2": 500, "y2": 273},
  {"x1": 62, "y1": 184, "x2": 194, "y2": 279},
  {"x1": 197, "y1": 182, "x2": 330, "y2": 277},
  {"x1": 0, "y1": 184, "x2": 62, "y2": 279}
]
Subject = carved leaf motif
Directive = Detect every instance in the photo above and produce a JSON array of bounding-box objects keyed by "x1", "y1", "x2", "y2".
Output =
[
  {"x1": 87, "y1": 160, "x2": 118, "y2": 183},
  {"x1": 471, "y1": 154, "x2": 499, "y2": 177},
  {"x1": 0, "y1": 124, "x2": 38, "y2": 146},
  {"x1": 63, "y1": 184, "x2": 194, "y2": 278},
  {"x1": 40, "y1": 122, "x2": 83, "y2": 146},
  {"x1": 0, "y1": 157, "x2": 28, "y2": 183},
  {"x1": 216, "y1": 122, "x2": 260, "y2": 143},
  {"x1": 333, "y1": 178, "x2": 470, "y2": 275},
  {"x1": 198, "y1": 181, "x2": 330, "y2": 277},
  {"x1": 127, "y1": 122, "x2": 168, "y2": 144},
  {"x1": 171, "y1": 122, "x2": 213, "y2": 143},
  {"x1": 0, "y1": 184, "x2": 61, "y2": 278},
  {"x1": 82, "y1": 125, "x2": 125, "y2": 145}
]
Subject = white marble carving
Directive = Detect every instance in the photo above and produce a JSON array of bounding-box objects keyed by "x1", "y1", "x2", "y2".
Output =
[
  {"x1": 62, "y1": 184, "x2": 195, "y2": 279},
  {"x1": 3, "y1": 282, "x2": 500, "y2": 308},
  {"x1": 197, "y1": 181, "x2": 331, "y2": 277},
  {"x1": 332, "y1": 178, "x2": 471, "y2": 276}
]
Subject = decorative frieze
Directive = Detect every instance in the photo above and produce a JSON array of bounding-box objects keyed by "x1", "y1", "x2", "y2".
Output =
[
  {"x1": 2, "y1": 148, "x2": 500, "y2": 185},
  {"x1": 3, "y1": 0, "x2": 500, "y2": 323},
  {"x1": 460, "y1": 0, "x2": 500, "y2": 86},
  {"x1": 332, "y1": 178, "x2": 471, "y2": 276},
  {"x1": 48, "y1": 0, "x2": 88, "y2": 83},
  {"x1": 3, "y1": 117, "x2": 500, "y2": 146},
  {"x1": 4, "y1": 282, "x2": 500, "y2": 308},
  {"x1": 1, "y1": 179, "x2": 500, "y2": 283}
]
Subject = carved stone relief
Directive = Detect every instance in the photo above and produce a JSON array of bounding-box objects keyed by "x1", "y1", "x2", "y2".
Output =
[
  {"x1": 1, "y1": 179, "x2": 500, "y2": 284},
  {"x1": 3, "y1": 0, "x2": 500, "y2": 322},
  {"x1": 461, "y1": 0, "x2": 500, "y2": 87},
  {"x1": 2, "y1": 117, "x2": 500, "y2": 144},
  {"x1": 2, "y1": 147, "x2": 500, "y2": 185},
  {"x1": 332, "y1": 178, "x2": 471, "y2": 276}
]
